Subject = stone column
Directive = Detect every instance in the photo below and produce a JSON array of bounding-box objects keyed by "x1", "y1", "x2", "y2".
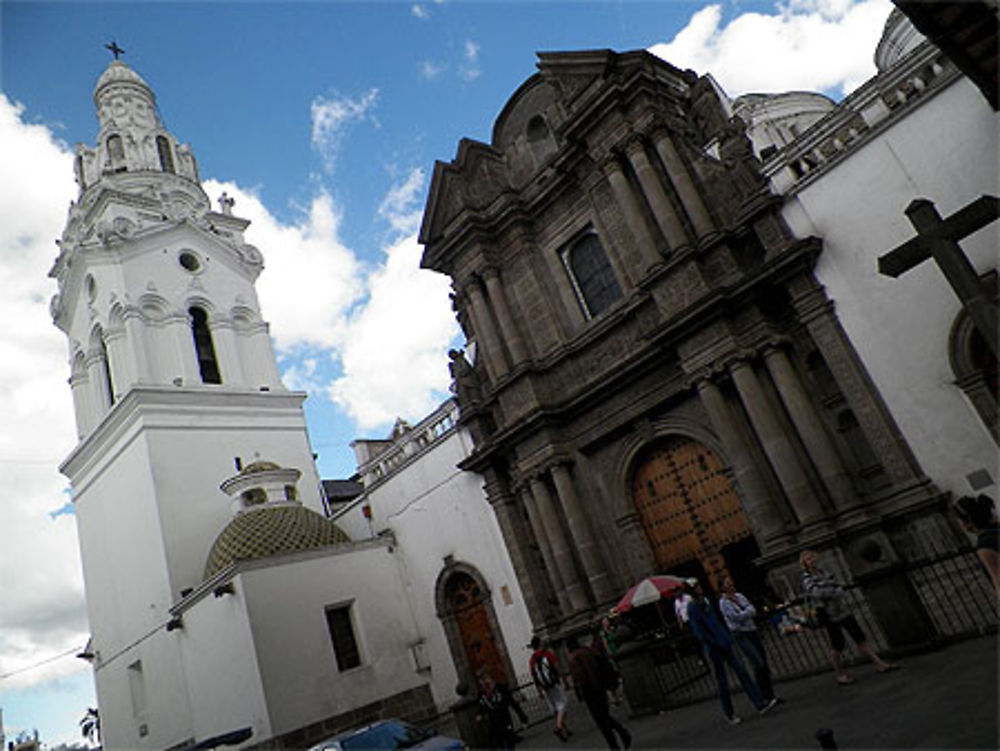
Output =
[
  {"x1": 520, "y1": 485, "x2": 571, "y2": 617},
  {"x1": 600, "y1": 155, "x2": 663, "y2": 273},
  {"x1": 696, "y1": 377, "x2": 789, "y2": 546},
  {"x1": 122, "y1": 306, "x2": 150, "y2": 384},
  {"x1": 550, "y1": 462, "x2": 614, "y2": 603},
  {"x1": 728, "y1": 359, "x2": 827, "y2": 528},
  {"x1": 245, "y1": 322, "x2": 282, "y2": 388},
  {"x1": 209, "y1": 319, "x2": 245, "y2": 386},
  {"x1": 762, "y1": 346, "x2": 860, "y2": 514},
  {"x1": 530, "y1": 474, "x2": 588, "y2": 612},
  {"x1": 622, "y1": 137, "x2": 690, "y2": 252},
  {"x1": 85, "y1": 350, "x2": 112, "y2": 413},
  {"x1": 650, "y1": 127, "x2": 715, "y2": 239},
  {"x1": 103, "y1": 326, "x2": 132, "y2": 399},
  {"x1": 69, "y1": 369, "x2": 92, "y2": 438},
  {"x1": 167, "y1": 311, "x2": 201, "y2": 386},
  {"x1": 483, "y1": 473, "x2": 546, "y2": 621},
  {"x1": 483, "y1": 268, "x2": 529, "y2": 366},
  {"x1": 464, "y1": 279, "x2": 510, "y2": 382}
]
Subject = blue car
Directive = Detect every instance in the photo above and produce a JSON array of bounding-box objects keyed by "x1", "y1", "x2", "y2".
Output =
[{"x1": 307, "y1": 719, "x2": 465, "y2": 751}]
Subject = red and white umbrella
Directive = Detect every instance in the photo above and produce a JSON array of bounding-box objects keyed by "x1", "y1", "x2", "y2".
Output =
[{"x1": 614, "y1": 575, "x2": 689, "y2": 613}]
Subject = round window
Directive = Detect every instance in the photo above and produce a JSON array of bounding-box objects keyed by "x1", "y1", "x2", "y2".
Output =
[{"x1": 178, "y1": 251, "x2": 201, "y2": 272}]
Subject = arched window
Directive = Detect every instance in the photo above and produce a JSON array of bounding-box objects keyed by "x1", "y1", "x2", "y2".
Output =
[
  {"x1": 189, "y1": 306, "x2": 222, "y2": 384},
  {"x1": 950, "y1": 309, "x2": 998, "y2": 440},
  {"x1": 156, "y1": 135, "x2": 175, "y2": 174},
  {"x1": 564, "y1": 233, "x2": 622, "y2": 318},
  {"x1": 107, "y1": 134, "x2": 125, "y2": 172},
  {"x1": 93, "y1": 326, "x2": 115, "y2": 406}
]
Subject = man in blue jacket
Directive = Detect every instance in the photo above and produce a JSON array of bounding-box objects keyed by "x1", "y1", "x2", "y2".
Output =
[{"x1": 686, "y1": 580, "x2": 777, "y2": 724}]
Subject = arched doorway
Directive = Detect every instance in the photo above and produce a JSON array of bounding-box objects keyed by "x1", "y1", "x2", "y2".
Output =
[
  {"x1": 630, "y1": 435, "x2": 756, "y2": 590},
  {"x1": 438, "y1": 566, "x2": 511, "y2": 687}
]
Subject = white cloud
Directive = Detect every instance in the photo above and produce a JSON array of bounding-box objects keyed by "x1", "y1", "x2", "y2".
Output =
[
  {"x1": 203, "y1": 180, "x2": 363, "y2": 353},
  {"x1": 328, "y1": 231, "x2": 459, "y2": 430},
  {"x1": 411, "y1": 4, "x2": 430, "y2": 20},
  {"x1": 0, "y1": 94, "x2": 90, "y2": 691},
  {"x1": 378, "y1": 167, "x2": 427, "y2": 236},
  {"x1": 419, "y1": 60, "x2": 447, "y2": 80},
  {"x1": 459, "y1": 40, "x2": 482, "y2": 82},
  {"x1": 648, "y1": 0, "x2": 893, "y2": 98},
  {"x1": 310, "y1": 88, "x2": 380, "y2": 173}
]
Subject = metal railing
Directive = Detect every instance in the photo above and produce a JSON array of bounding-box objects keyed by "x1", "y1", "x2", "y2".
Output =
[{"x1": 620, "y1": 547, "x2": 996, "y2": 712}]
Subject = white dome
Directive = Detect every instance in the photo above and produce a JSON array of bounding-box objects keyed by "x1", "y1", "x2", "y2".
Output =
[{"x1": 875, "y1": 8, "x2": 927, "y2": 72}]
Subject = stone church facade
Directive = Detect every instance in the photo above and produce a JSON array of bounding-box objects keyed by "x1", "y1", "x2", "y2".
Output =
[{"x1": 419, "y1": 47, "x2": 971, "y2": 644}]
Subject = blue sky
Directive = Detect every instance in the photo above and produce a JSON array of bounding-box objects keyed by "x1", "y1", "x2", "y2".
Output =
[{"x1": 0, "y1": 0, "x2": 893, "y2": 744}]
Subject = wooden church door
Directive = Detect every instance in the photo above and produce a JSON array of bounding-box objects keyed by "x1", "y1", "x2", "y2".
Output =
[
  {"x1": 631, "y1": 435, "x2": 754, "y2": 586},
  {"x1": 446, "y1": 572, "x2": 507, "y2": 683}
]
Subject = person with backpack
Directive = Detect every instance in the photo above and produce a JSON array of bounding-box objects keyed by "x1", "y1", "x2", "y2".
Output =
[
  {"x1": 567, "y1": 634, "x2": 632, "y2": 749},
  {"x1": 529, "y1": 636, "x2": 571, "y2": 742}
]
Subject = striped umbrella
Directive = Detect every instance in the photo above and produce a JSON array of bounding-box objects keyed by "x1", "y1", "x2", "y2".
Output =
[{"x1": 614, "y1": 574, "x2": 689, "y2": 613}]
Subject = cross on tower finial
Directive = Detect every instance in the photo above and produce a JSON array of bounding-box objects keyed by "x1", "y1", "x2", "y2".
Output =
[{"x1": 105, "y1": 41, "x2": 125, "y2": 60}]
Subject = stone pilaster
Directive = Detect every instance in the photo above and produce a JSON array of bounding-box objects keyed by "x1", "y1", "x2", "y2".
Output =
[
  {"x1": 600, "y1": 155, "x2": 663, "y2": 273},
  {"x1": 762, "y1": 345, "x2": 861, "y2": 515},
  {"x1": 549, "y1": 462, "x2": 614, "y2": 604},
  {"x1": 483, "y1": 471, "x2": 547, "y2": 622},
  {"x1": 464, "y1": 277, "x2": 510, "y2": 382},
  {"x1": 167, "y1": 311, "x2": 202, "y2": 386},
  {"x1": 622, "y1": 137, "x2": 690, "y2": 252},
  {"x1": 483, "y1": 268, "x2": 529, "y2": 366},
  {"x1": 520, "y1": 484, "x2": 570, "y2": 618},
  {"x1": 209, "y1": 319, "x2": 245, "y2": 385},
  {"x1": 649, "y1": 126, "x2": 715, "y2": 239},
  {"x1": 696, "y1": 377, "x2": 790, "y2": 547},
  {"x1": 530, "y1": 474, "x2": 588, "y2": 612},
  {"x1": 122, "y1": 305, "x2": 150, "y2": 384},
  {"x1": 729, "y1": 358, "x2": 828, "y2": 529}
]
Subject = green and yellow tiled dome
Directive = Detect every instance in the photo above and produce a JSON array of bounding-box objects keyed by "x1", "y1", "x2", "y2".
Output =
[{"x1": 204, "y1": 504, "x2": 350, "y2": 579}]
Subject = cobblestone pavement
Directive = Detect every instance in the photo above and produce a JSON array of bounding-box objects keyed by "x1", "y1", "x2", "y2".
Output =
[{"x1": 516, "y1": 635, "x2": 998, "y2": 750}]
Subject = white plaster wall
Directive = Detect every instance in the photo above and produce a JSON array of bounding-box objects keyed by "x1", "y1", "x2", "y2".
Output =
[
  {"x1": 239, "y1": 546, "x2": 427, "y2": 735},
  {"x1": 338, "y1": 426, "x2": 533, "y2": 707},
  {"x1": 176, "y1": 582, "x2": 272, "y2": 744},
  {"x1": 781, "y1": 78, "x2": 999, "y2": 496}
]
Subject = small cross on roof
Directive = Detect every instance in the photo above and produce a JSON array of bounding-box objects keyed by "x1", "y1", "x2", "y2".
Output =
[{"x1": 105, "y1": 41, "x2": 125, "y2": 60}]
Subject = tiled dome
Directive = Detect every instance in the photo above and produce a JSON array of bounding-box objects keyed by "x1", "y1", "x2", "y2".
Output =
[{"x1": 204, "y1": 504, "x2": 350, "y2": 579}]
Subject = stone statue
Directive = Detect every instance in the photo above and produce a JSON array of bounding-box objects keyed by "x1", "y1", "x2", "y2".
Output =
[
  {"x1": 448, "y1": 349, "x2": 481, "y2": 405},
  {"x1": 218, "y1": 191, "x2": 235, "y2": 216},
  {"x1": 689, "y1": 76, "x2": 729, "y2": 143},
  {"x1": 719, "y1": 115, "x2": 766, "y2": 200}
]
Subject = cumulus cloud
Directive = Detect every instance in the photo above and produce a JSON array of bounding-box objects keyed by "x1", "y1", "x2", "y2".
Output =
[
  {"x1": 328, "y1": 232, "x2": 458, "y2": 429},
  {"x1": 0, "y1": 93, "x2": 90, "y2": 690},
  {"x1": 377, "y1": 167, "x2": 427, "y2": 236},
  {"x1": 419, "y1": 60, "x2": 447, "y2": 80},
  {"x1": 411, "y1": 4, "x2": 430, "y2": 20},
  {"x1": 459, "y1": 40, "x2": 482, "y2": 82},
  {"x1": 203, "y1": 179, "x2": 363, "y2": 353},
  {"x1": 310, "y1": 88, "x2": 380, "y2": 173},
  {"x1": 648, "y1": 0, "x2": 893, "y2": 98}
]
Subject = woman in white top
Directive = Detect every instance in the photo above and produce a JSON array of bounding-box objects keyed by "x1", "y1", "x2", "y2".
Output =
[{"x1": 718, "y1": 577, "x2": 776, "y2": 702}]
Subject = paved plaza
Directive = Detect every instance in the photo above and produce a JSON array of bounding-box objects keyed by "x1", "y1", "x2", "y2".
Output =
[{"x1": 516, "y1": 635, "x2": 998, "y2": 750}]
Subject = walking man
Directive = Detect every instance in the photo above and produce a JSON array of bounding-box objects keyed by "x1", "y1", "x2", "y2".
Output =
[
  {"x1": 529, "y1": 636, "x2": 571, "y2": 742},
  {"x1": 718, "y1": 577, "x2": 777, "y2": 703},
  {"x1": 687, "y1": 580, "x2": 777, "y2": 724},
  {"x1": 567, "y1": 634, "x2": 632, "y2": 749}
]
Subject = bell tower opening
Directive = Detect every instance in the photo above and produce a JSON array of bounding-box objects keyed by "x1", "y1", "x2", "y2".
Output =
[{"x1": 189, "y1": 306, "x2": 221, "y2": 384}]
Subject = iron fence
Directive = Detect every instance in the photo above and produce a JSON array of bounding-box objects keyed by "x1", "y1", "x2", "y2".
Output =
[{"x1": 622, "y1": 547, "x2": 997, "y2": 712}]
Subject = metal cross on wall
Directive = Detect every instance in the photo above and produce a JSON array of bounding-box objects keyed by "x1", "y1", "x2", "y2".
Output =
[{"x1": 878, "y1": 195, "x2": 999, "y2": 357}]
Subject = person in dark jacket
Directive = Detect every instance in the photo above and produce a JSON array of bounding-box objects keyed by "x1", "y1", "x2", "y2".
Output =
[
  {"x1": 686, "y1": 580, "x2": 776, "y2": 724},
  {"x1": 566, "y1": 634, "x2": 631, "y2": 749},
  {"x1": 476, "y1": 670, "x2": 520, "y2": 750}
]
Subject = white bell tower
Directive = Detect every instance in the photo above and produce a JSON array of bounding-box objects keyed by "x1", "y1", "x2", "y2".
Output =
[{"x1": 50, "y1": 58, "x2": 324, "y2": 748}]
